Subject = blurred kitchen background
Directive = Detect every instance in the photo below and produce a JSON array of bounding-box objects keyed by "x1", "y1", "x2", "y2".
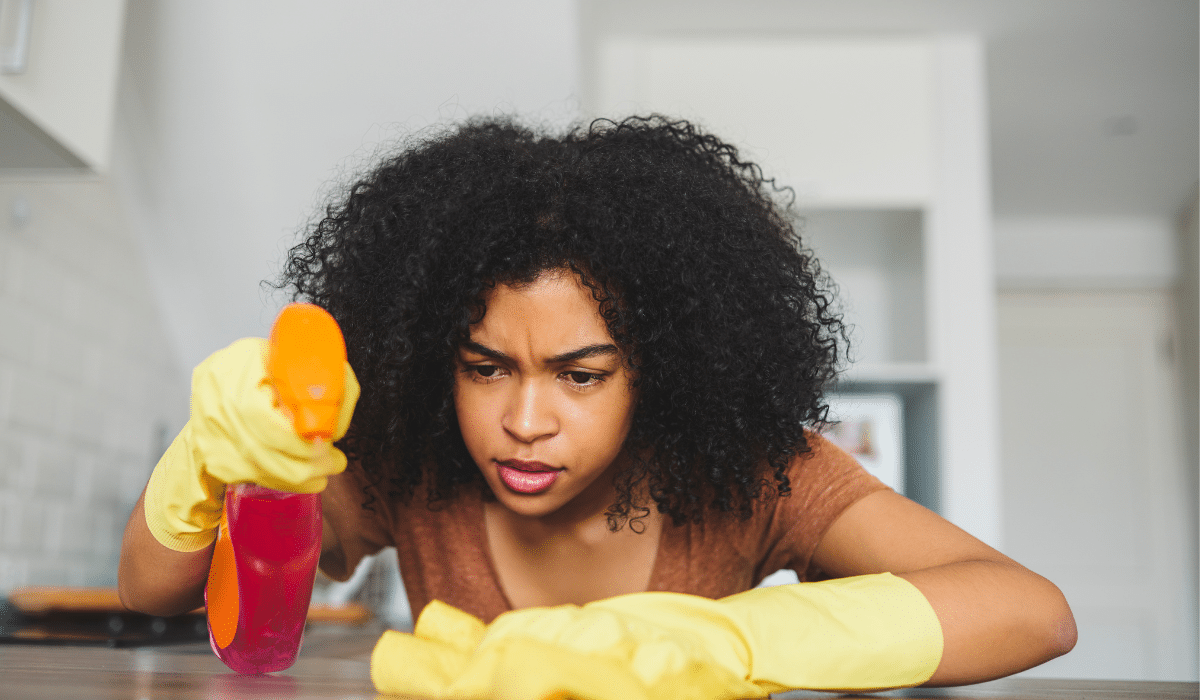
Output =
[{"x1": 0, "y1": 0, "x2": 1195, "y2": 681}]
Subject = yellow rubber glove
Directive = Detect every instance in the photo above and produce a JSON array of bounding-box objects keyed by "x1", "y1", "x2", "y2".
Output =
[
  {"x1": 371, "y1": 573, "x2": 943, "y2": 699},
  {"x1": 143, "y1": 336, "x2": 359, "y2": 552}
]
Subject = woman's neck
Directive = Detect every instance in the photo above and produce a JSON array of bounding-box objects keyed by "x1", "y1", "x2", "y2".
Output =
[{"x1": 481, "y1": 461, "x2": 664, "y2": 608}]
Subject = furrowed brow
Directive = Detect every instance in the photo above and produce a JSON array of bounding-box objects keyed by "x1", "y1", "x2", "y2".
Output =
[
  {"x1": 460, "y1": 339, "x2": 511, "y2": 362},
  {"x1": 548, "y1": 344, "x2": 620, "y2": 364},
  {"x1": 459, "y1": 339, "x2": 619, "y2": 365}
]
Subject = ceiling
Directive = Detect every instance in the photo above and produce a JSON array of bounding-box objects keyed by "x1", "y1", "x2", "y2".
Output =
[{"x1": 582, "y1": 0, "x2": 1199, "y2": 220}]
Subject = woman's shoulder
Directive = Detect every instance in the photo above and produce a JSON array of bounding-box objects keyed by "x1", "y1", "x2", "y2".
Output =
[
  {"x1": 754, "y1": 430, "x2": 890, "y2": 573},
  {"x1": 786, "y1": 429, "x2": 886, "y2": 490}
]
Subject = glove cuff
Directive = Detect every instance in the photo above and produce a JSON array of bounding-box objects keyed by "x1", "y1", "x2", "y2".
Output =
[
  {"x1": 143, "y1": 424, "x2": 224, "y2": 552},
  {"x1": 721, "y1": 572, "x2": 944, "y2": 691}
]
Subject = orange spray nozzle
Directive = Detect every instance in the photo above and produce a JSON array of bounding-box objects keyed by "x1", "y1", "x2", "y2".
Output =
[{"x1": 267, "y1": 303, "x2": 347, "y2": 441}]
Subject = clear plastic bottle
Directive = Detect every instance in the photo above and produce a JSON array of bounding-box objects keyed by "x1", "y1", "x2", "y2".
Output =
[{"x1": 205, "y1": 483, "x2": 322, "y2": 674}]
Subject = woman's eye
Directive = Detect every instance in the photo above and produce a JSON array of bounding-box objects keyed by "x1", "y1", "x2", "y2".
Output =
[
  {"x1": 564, "y1": 371, "x2": 602, "y2": 386},
  {"x1": 468, "y1": 365, "x2": 503, "y2": 380}
]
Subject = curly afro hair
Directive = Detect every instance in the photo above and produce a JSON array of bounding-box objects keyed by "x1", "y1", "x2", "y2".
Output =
[{"x1": 279, "y1": 115, "x2": 846, "y2": 529}]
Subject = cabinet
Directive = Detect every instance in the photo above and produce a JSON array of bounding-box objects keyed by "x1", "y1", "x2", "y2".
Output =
[
  {"x1": 0, "y1": 0, "x2": 126, "y2": 170},
  {"x1": 587, "y1": 35, "x2": 1001, "y2": 545}
]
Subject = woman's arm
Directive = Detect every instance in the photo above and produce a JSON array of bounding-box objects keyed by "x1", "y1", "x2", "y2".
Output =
[
  {"x1": 811, "y1": 490, "x2": 1077, "y2": 686},
  {"x1": 118, "y1": 488, "x2": 212, "y2": 616}
]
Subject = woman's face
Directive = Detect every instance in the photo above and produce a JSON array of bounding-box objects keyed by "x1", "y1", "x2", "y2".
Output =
[{"x1": 454, "y1": 269, "x2": 637, "y2": 521}]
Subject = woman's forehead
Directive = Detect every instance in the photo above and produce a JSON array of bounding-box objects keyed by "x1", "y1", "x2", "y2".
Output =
[{"x1": 471, "y1": 269, "x2": 613, "y2": 349}]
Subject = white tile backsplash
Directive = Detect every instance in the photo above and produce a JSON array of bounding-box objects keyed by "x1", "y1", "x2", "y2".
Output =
[
  {"x1": 7, "y1": 370, "x2": 62, "y2": 433},
  {"x1": 0, "y1": 301, "x2": 39, "y2": 365},
  {"x1": 0, "y1": 176, "x2": 188, "y2": 592}
]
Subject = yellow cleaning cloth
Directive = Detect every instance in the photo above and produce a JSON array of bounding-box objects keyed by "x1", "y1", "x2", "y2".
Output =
[
  {"x1": 372, "y1": 600, "x2": 758, "y2": 700},
  {"x1": 371, "y1": 573, "x2": 943, "y2": 699}
]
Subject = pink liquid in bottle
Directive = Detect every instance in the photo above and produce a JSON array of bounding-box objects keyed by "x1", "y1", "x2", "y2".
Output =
[{"x1": 205, "y1": 483, "x2": 322, "y2": 674}]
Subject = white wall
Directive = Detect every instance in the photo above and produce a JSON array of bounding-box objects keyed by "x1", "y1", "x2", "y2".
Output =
[
  {"x1": 995, "y1": 216, "x2": 1179, "y2": 289},
  {"x1": 1174, "y1": 192, "x2": 1199, "y2": 676},
  {"x1": 113, "y1": 0, "x2": 581, "y2": 371},
  {"x1": 995, "y1": 211, "x2": 1198, "y2": 680},
  {"x1": 0, "y1": 177, "x2": 186, "y2": 590}
]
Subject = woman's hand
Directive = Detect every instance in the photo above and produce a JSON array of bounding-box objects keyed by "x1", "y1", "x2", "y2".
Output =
[
  {"x1": 119, "y1": 320, "x2": 358, "y2": 616},
  {"x1": 372, "y1": 573, "x2": 946, "y2": 698}
]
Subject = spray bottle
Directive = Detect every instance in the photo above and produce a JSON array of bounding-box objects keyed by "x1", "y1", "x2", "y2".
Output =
[{"x1": 204, "y1": 303, "x2": 347, "y2": 674}]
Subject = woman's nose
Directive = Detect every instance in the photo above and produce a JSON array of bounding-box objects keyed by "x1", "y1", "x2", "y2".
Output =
[{"x1": 502, "y1": 378, "x2": 558, "y2": 443}]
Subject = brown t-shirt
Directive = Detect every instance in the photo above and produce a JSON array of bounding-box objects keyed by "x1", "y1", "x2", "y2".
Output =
[{"x1": 320, "y1": 432, "x2": 887, "y2": 623}]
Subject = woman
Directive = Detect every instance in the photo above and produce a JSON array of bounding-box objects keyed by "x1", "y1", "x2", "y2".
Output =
[{"x1": 119, "y1": 116, "x2": 1075, "y2": 695}]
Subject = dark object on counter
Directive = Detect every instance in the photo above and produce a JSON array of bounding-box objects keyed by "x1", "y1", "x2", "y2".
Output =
[
  {"x1": 0, "y1": 586, "x2": 372, "y2": 648},
  {"x1": 0, "y1": 587, "x2": 207, "y2": 647}
]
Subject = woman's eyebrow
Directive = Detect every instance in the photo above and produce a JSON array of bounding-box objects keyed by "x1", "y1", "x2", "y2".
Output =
[
  {"x1": 459, "y1": 339, "x2": 618, "y2": 364},
  {"x1": 460, "y1": 339, "x2": 510, "y2": 361},
  {"x1": 548, "y1": 344, "x2": 619, "y2": 364}
]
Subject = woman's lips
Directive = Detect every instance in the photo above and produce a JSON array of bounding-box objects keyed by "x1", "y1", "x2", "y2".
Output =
[{"x1": 496, "y1": 460, "x2": 561, "y2": 494}]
